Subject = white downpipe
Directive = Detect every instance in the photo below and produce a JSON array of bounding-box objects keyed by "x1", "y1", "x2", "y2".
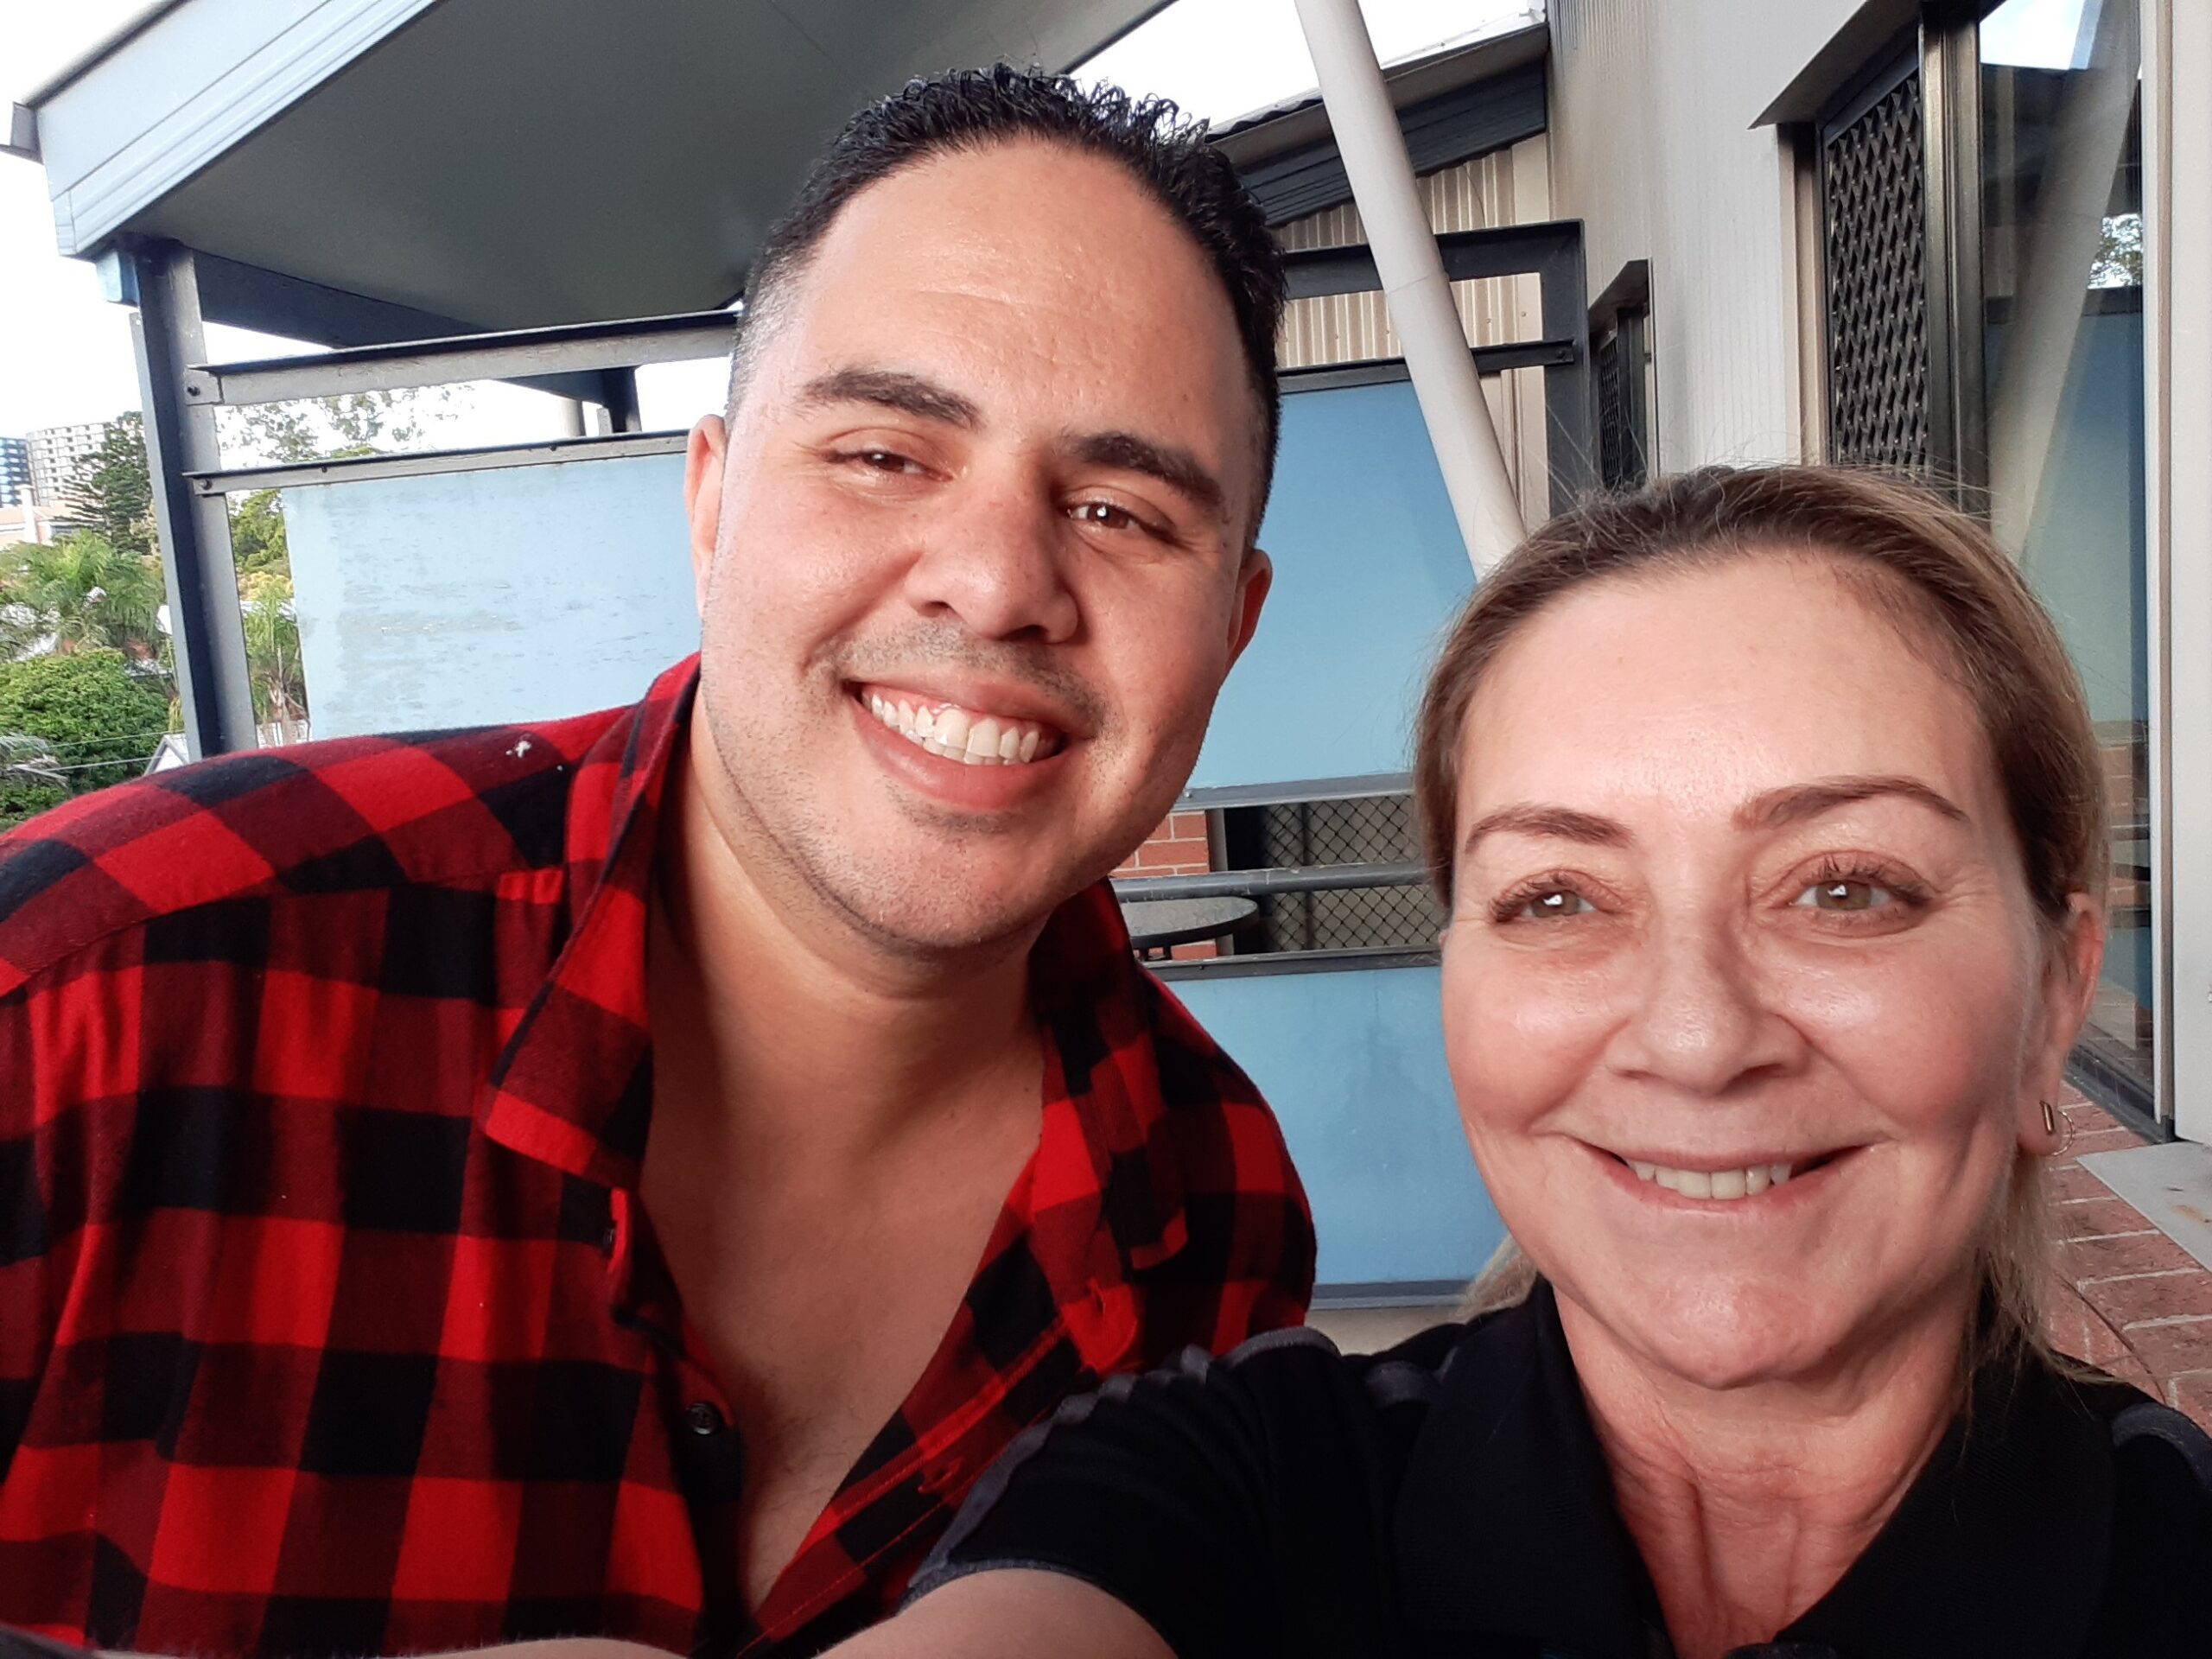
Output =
[{"x1": 1291, "y1": 0, "x2": 1529, "y2": 573}]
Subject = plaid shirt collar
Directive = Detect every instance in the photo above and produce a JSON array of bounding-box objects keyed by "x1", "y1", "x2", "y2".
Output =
[{"x1": 477, "y1": 655, "x2": 1187, "y2": 1348}]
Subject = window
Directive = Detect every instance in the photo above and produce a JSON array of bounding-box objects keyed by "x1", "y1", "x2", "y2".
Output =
[
  {"x1": 1219, "y1": 791, "x2": 1442, "y2": 957},
  {"x1": 1811, "y1": 0, "x2": 2155, "y2": 1120},
  {"x1": 1819, "y1": 52, "x2": 1932, "y2": 474},
  {"x1": 1978, "y1": 0, "x2": 2150, "y2": 1108}
]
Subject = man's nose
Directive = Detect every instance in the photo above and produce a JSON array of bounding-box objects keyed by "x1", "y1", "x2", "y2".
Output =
[
  {"x1": 899, "y1": 474, "x2": 1081, "y2": 643},
  {"x1": 1605, "y1": 911, "x2": 1804, "y2": 1096}
]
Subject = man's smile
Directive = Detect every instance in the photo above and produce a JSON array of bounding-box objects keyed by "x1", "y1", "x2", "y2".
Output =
[{"x1": 856, "y1": 683, "x2": 1068, "y2": 766}]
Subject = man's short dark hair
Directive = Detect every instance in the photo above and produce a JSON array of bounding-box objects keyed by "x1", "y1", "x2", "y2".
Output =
[{"x1": 732, "y1": 64, "x2": 1287, "y2": 533}]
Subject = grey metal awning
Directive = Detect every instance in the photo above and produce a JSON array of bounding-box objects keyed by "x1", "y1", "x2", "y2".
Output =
[{"x1": 16, "y1": 0, "x2": 1169, "y2": 334}]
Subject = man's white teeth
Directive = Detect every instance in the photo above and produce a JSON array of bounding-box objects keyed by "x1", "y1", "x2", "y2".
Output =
[
  {"x1": 1628, "y1": 1160, "x2": 1795, "y2": 1201},
  {"x1": 866, "y1": 693, "x2": 1059, "y2": 766}
]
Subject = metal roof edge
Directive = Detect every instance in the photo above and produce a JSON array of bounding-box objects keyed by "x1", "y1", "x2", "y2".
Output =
[
  {"x1": 41, "y1": 0, "x2": 442, "y2": 260},
  {"x1": 17, "y1": 0, "x2": 191, "y2": 108},
  {"x1": 1211, "y1": 20, "x2": 1548, "y2": 164},
  {"x1": 3, "y1": 104, "x2": 38, "y2": 162}
]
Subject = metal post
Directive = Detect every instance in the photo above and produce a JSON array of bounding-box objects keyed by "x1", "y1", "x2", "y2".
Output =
[
  {"x1": 599, "y1": 367, "x2": 643, "y2": 434},
  {"x1": 129, "y1": 243, "x2": 257, "y2": 759},
  {"x1": 1292, "y1": 0, "x2": 1529, "y2": 570}
]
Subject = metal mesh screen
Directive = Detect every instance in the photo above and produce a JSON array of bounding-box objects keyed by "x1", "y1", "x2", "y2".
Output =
[
  {"x1": 1596, "y1": 309, "x2": 1649, "y2": 490},
  {"x1": 1823, "y1": 68, "x2": 1931, "y2": 473},
  {"x1": 1250, "y1": 794, "x2": 1442, "y2": 953}
]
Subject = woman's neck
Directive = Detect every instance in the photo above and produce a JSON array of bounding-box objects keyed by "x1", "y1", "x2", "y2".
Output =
[{"x1": 1556, "y1": 1287, "x2": 1971, "y2": 1659}]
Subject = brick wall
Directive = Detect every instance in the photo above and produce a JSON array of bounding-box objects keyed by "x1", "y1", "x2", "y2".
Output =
[{"x1": 1114, "y1": 810, "x2": 1220, "y2": 960}]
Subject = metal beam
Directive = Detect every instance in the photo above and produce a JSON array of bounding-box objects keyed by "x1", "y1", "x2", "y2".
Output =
[
  {"x1": 183, "y1": 311, "x2": 738, "y2": 408},
  {"x1": 596, "y1": 367, "x2": 644, "y2": 434},
  {"x1": 188, "y1": 251, "x2": 610, "y2": 404},
  {"x1": 130, "y1": 244, "x2": 257, "y2": 759},
  {"x1": 187, "y1": 430, "x2": 688, "y2": 496},
  {"x1": 1281, "y1": 219, "x2": 1583, "y2": 299},
  {"x1": 1111, "y1": 861, "x2": 1426, "y2": 901}
]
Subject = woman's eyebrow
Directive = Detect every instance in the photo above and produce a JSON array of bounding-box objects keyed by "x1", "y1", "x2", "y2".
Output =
[
  {"x1": 1738, "y1": 775, "x2": 1970, "y2": 830},
  {"x1": 1459, "y1": 804, "x2": 1630, "y2": 859}
]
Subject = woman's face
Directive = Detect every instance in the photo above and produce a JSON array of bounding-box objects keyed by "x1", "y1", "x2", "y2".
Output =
[{"x1": 1440, "y1": 555, "x2": 2100, "y2": 1391}]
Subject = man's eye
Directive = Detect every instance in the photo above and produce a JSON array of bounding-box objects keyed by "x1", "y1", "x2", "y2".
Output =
[
  {"x1": 855, "y1": 449, "x2": 920, "y2": 474},
  {"x1": 1794, "y1": 878, "x2": 1894, "y2": 912},
  {"x1": 1069, "y1": 500, "x2": 1142, "y2": 532}
]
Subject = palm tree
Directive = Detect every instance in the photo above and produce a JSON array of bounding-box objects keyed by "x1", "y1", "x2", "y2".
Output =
[
  {"x1": 240, "y1": 568, "x2": 308, "y2": 741},
  {"x1": 0, "y1": 533, "x2": 168, "y2": 662}
]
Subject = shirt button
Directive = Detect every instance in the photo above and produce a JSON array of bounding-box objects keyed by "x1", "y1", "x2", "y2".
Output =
[{"x1": 685, "y1": 1400, "x2": 726, "y2": 1437}]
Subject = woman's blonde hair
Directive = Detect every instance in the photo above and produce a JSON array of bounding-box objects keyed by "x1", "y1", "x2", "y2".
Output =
[{"x1": 1422, "y1": 466, "x2": 2107, "y2": 1370}]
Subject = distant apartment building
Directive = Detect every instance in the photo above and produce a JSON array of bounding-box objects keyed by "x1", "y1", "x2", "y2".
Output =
[
  {"x1": 0, "y1": 437, "x2": 29, "y2": 508},
  {"x1": 25, "y1": 421, "x2": 106, "y2": 510}
]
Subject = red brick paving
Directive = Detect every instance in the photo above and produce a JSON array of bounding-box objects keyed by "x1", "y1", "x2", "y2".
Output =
[{"x1": 2042, "y1": 1090, "x2": 2212, "y2": 1431}]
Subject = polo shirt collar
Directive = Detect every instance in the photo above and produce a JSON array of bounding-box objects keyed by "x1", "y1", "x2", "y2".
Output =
[
  {"x1": 1396, "y1": 1282, "x2": 2113, "y2": 1659},
  {"x1": 474, "y1": 657, "x2": 1192, "y2": 1313}
]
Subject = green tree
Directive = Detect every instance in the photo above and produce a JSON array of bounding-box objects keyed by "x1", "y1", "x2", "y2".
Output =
[
  {"x1": 0, "y1": 531, "x2": 168, "y2": 663},
  {"x1": 231, "y1": 487, "x2": 289, "y2": 579},
  {"x1": 67, "y1": 412, "x2": 156, "y2": 557},
  {"x1": 220, "y1": 388, "x2": 454, "y2": 467},
  {"x1": 0, "y1": 650, "x2": 171, "y2": 823}
]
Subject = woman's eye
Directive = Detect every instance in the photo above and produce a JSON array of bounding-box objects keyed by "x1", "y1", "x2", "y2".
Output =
[
  {"x1": 1514, "y1": 888, "x2": 1592, "y2": 921},
  {"x1": 1795, "y1": 877, "x2": 1894, "y2": 912},
  {"x1": 1069, "y1": 500, "x2": 1141, "y2": 532}
]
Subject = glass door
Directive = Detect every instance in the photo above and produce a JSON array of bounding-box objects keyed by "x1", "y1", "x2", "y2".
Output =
[{"x1": 1976, "y1": 0, "x2": 2154, "y2": 1115}]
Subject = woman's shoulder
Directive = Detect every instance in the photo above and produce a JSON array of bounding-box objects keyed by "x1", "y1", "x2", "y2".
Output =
[
  {"x1": 2053, "y1": 1370, "x2": 2212, "y2": 1652},
  {"x1": 2056, "y1": 1365, "x2": 2212, "y2": 1513}
]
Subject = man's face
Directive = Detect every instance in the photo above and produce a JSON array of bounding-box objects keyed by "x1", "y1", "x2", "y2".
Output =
[{"x1": 683, "y1": 139, "x2": 1271, "y2": 956}]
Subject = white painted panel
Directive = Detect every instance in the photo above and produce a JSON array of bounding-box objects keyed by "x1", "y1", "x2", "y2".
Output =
[{"x1": 282, "y1": 453, "x2": 698, "y2": 737}]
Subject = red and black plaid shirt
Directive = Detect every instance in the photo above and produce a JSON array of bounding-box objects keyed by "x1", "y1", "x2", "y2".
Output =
[{"x1": 0, "y1": 657, "x2": 1313, "y2": 1659}]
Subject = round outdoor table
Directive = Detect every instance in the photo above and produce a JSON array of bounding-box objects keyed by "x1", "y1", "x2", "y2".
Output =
[{"x1": 1120, "y1": 895, "x2": 1260, "y2": 955}]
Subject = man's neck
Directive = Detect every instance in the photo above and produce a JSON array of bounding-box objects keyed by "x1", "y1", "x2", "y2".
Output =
[
  {"x1": 1558, "y1": 1283, "x2": 1970, "y2": 1659},
  {"x1": 648, "y1": 731, "x2": 1046, "y2": 1162}
]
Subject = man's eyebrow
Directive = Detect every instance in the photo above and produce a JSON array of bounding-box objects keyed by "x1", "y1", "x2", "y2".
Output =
[
  {"x1": 796, "y1": 367, "x2": 981, "y2": 429},
  {"x1": 1738, "y1": 775, "x2": 1970, "y2": 830},
  {"x1": 1459, "y1": 804, "x2": 1631, "y2": 859},
  {"x1": 1071, "y1": 430, "x2": 1227, "y2": 521}
]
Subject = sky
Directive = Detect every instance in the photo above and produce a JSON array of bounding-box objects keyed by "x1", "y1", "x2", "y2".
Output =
[{"x1": 0, "y1": 0, "x2": 1535, "y2": 449}]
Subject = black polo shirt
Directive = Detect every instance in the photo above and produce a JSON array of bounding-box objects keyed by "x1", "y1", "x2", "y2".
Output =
[{"x1": 912, "y1": 1281, "x2": 2212, "y2": 1658}]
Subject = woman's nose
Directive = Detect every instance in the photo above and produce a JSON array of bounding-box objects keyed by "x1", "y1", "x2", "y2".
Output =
[
  {"x1": 899, "y1": 480, "x2": 1081, "y2": 644},
  {"x1": 1605, "y1": 916, "x2": 1803, "y2": 1096}
]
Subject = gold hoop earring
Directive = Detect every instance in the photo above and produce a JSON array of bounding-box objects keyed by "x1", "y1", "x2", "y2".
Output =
[{"x1": 2038, "y1": 1099, "x2": 2072, "y2": 1156}]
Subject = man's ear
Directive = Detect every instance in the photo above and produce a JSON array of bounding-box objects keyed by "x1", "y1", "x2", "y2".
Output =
[
  {"x1": 683, "y1": 415, "x2": 729, "y2": 614},
  {"x1": 1224, "y1": 546, "x2": 1273, "y2": 670}
]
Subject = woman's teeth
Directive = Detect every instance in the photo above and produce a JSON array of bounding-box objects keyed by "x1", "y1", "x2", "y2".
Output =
[
  {"x1": 867, "y1": 692, "x2": 1058, "y2": 766},
  {"x1": 1625, "y1": 1160, "x2": 1796, "y2": 1200}
]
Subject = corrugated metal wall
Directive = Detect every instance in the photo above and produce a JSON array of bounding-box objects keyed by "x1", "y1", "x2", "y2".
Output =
[
  {"x1": 1272, "y1": 139, "x2": 1554, "y2": 517},
  {"x1": 1546, "y1": 0, "x2": 1866, "y2": 469}
]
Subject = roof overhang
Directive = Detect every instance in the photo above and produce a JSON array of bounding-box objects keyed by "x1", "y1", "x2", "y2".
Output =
[
  {"x1": 1211, "y1": 22, "x2": 1549, "y2": 226},
  {"x1": 22, "y1": 0, "x2": 1171, "y2": 333}
]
